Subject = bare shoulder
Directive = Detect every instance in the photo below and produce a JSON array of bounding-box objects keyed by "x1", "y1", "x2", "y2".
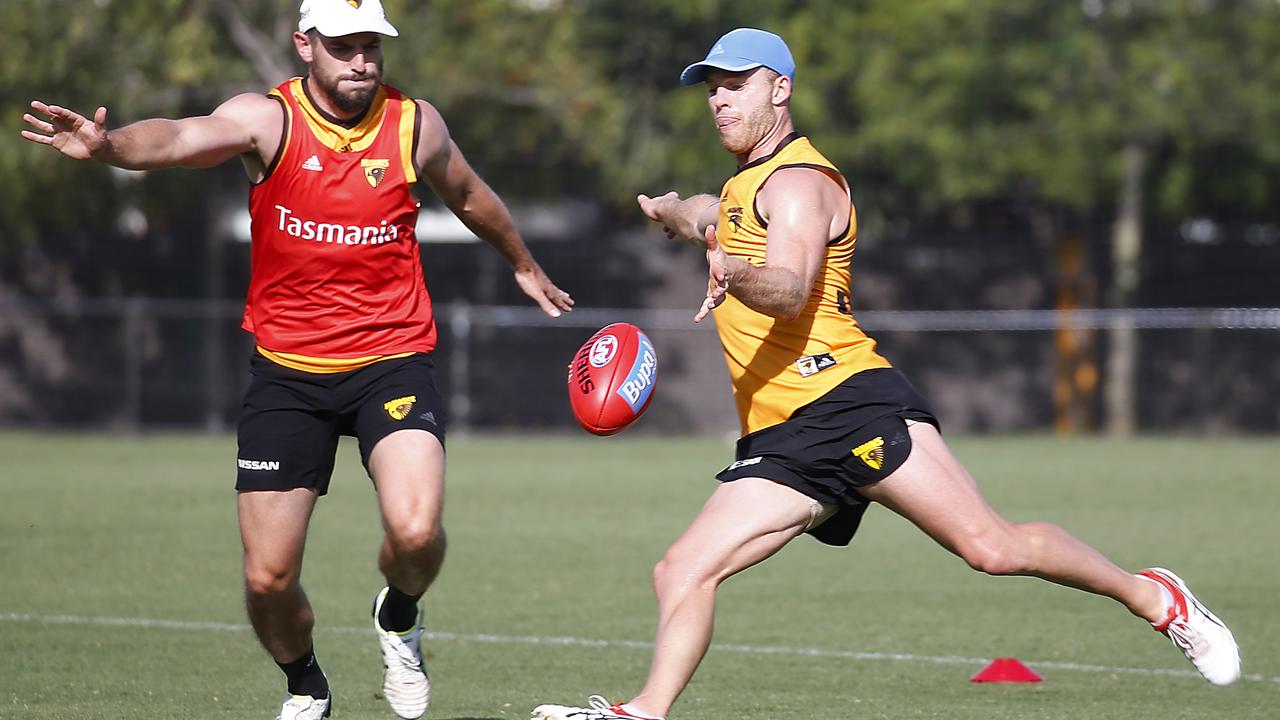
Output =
[
  {"x1": 211, "y1": 92, "x2": 284, "y2": 128},
  {"x1": 412, "y1": 98, "x2": 447, "y2": 131},
  {"x1": 758, "y1": 165, "x2": 849, "y2": 218},
  {"x1": 412, "y1": 98, "x2": 451, "y2": 161},
  {"x1": 210, "y1": 92, "x2": 286, "y2": 171}
]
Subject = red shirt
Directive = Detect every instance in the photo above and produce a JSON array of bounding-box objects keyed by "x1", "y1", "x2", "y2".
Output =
[{"x1": 243, "y1": 77, "x2": 435, "y2": 358}]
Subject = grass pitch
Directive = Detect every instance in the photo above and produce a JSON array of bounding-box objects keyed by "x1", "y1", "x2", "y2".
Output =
[{"x1": 1, "y1": 432, "x2": 1277, "y2": 719}]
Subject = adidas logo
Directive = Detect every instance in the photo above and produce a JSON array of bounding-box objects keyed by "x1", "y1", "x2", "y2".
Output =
[{"x1": 301, "y1": 154, "x2": 324, "y2": 172}]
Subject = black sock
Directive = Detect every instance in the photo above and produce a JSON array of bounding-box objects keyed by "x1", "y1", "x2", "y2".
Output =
[
  {"x1": 276, "y1": 646, "x2": 329, "y2": 699},
  {"x1": 378, "y1": 586, "x2": 423, "y2": 633}
]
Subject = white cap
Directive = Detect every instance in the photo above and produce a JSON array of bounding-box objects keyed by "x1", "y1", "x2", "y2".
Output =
[{"x1": 298, "y1": 0, "x2": 399, "y2": 38}]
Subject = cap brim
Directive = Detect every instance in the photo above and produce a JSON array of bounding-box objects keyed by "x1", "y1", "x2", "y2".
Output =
[
  {"x1": 314, "y1": 18, "x2": 400, "y2": 38},
  {"x1": 679, "y1": 58, "x2": 764, "y2": 86}
]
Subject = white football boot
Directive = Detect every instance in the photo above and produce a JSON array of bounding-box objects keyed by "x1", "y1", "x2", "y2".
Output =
[
  {"x1": 532, "y1": 695, "x2": 662, "y2": 720},
  {"x1": 1138, "y1": 567, "x2": 1241, "y2": 686},
  {"x1": 276, "y1": 693, "x2": 331, "y2": 720},
  {"x1": 373, "y1": 587, "x2": 430, "y2": 719}
]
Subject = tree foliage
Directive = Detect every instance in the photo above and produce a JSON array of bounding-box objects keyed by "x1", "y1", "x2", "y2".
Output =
[{"x1": 3, "y1": 0, "x2": 1278, "y2": 254}]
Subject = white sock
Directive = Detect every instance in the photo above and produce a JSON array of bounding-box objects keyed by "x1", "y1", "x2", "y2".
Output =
[{"x1": 1137, "y1": 574, "x2": 1176, "y2": 626}]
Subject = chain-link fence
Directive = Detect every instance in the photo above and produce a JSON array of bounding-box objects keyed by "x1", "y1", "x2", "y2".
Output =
[{"x1": 2, "y1": 299, "x2": 1278, "y2": 434}]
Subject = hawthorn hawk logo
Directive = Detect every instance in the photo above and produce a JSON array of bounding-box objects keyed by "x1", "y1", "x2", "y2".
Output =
[
  {"x1": 852, "y1": 436, "x2": 886, "y2": 470},
  {"x1": 347, "y1": 0, "x2": 363, "y2": 8},
  {"x1": 363, "y1": 158, "x2": 390, "y2": 188},
  {"x1": 727, "y1": 206, "x2": 744, "y2": 232},
  {"x1": 384, "y1": 395, "x2": 417, "y2": 421}
]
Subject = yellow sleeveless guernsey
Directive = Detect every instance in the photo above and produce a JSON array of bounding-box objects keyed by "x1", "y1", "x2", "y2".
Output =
[{"x1": 713, "y1": 134, "x2": 891, "y2": 436}]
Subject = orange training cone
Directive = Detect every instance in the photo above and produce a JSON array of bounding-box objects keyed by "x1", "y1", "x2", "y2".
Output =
[{"x1": 970, "y1": 657, "x2": 1044, "y2": 683}]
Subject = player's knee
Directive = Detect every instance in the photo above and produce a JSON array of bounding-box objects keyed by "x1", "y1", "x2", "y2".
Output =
[
  {"x1": 243, "y1": 559, "x2": 299, "y2": 598},
  {"x1": 956, "y1": 531, "x2": 1029, "y2": 576},
  {"x1": 652, "y1": 553, "x2": 693, "y2": 599},
  {"x1": 387, "y1": 517, "x2": 445, "y2": 557},
  {"x1": 653, "y1": 546, "x2": 720, "y2": 600},
  {"x1": 652, "y1": 553, "x2": 682, "y2": 597},
  {"x1": 651, "y1": 557, "x2": 668, "y2": 594}
]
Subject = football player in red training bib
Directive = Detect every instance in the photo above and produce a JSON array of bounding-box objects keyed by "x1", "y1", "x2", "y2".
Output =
[
  {"x1": 22, "y1": 2, "x2": 573, "y2": 718},
  {"x1": 532, "y1": 28, "x2": 1239, "y2": 720}
]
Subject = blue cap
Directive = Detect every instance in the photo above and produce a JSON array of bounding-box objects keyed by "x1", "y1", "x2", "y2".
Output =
[{"x1": 679, "y1": 28, "x2": 796, "y2": 86}]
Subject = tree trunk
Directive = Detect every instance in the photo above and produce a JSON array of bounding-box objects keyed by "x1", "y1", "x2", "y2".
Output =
[
  {"x1": 1104, "y1": 142, "x2": 1147, "y2": 437},
  {"x1": 217, "y1": 0, "x2": 296, "y2": 88}
]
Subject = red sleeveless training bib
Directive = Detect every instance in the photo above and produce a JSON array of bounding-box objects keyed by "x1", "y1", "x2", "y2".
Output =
[{"x1": 243, "y1": 77, "x2": 435, "y2": 358}]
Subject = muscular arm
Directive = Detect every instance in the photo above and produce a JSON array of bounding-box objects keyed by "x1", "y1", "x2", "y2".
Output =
[
  {"x1": 22, "y1": 93, "x2": 281, "y2": 174},
  {"x1": 718, "y1": 256, "x2": 812, "y2": 320},
  {"x1": 415, "y1": 101, "x2": 528, "y2": 265},
  {"x1": 98, "y1": 117, "x2": 252, "y2": 170},
  {"x1": 713, "y1": 167, "x2": 849, "y2": 320},
  {"x1": 637, "y1": 191, "x2": 721, "y2": 246},
  {"x1": 414, "y1": 99, "x2": 572, "y2": 316}
]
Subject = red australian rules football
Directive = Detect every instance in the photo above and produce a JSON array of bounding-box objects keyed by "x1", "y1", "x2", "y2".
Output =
[{"x1": 567, "y1": 323, "x2": 658, "y2": 435}]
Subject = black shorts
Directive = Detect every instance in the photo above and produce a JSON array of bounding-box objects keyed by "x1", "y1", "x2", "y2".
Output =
[
  {"x1": 716, "y1": 367, "x2": 937, "y2": 547},
  {"x1": 235, "y1": 352, "x2": 446, "y2": 494}
]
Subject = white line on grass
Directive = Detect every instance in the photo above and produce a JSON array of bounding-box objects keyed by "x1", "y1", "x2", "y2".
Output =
[{"x1": 3, "y1": 611, "x2": 1275, "y2": 685}]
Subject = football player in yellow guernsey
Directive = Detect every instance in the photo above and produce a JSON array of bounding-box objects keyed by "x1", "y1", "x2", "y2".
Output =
[{"x1": 532, "y1": 28, "x2": 1239, "y2": 720}]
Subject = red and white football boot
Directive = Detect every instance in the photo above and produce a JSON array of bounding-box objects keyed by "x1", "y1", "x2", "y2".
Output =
[
  {"x1": 1138, "y1": 567, "x2": 1241, "y2": 686},
  {"x1": 532, "y1": 695, "x2": 663, "y2": 720}
]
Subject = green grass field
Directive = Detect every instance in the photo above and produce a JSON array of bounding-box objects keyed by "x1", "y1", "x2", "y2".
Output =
[{"x1": 2, "y1": 432, "x2": 1277, "y2": 719}]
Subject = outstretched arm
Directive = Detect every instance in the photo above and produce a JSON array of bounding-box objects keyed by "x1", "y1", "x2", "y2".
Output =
[
  {"x1": 637, "y1": 191, "x2": 721, "y2": 247},
  {"x1": 415, "y1": 99, "x2": 573, "y2": 318},
  {"x1": 21, "y1": 93, "x2": 280, "y2": 173}
]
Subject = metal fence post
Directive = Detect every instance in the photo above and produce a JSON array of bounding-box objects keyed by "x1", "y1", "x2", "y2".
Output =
[
  {"x1": 448, "y1": 301, "x2": 472, "y2": 436},
  {"x1": 122, "y1": 297, "x2": 144, "y2": 433}
]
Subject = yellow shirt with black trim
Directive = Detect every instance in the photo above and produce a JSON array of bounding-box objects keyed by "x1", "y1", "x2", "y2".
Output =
[{"x1": 712, "y1": 134, "x2": 891, "y2": 436}]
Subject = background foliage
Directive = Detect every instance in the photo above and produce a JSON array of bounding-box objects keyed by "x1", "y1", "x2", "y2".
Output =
[{"x1": 5, "y1": 0, "x2": 1278, "y2": 247}]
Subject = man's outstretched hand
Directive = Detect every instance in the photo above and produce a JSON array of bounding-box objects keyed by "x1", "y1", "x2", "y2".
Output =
[{"x1": 22, "y1": 101, "x2": 109, "y2": 160}]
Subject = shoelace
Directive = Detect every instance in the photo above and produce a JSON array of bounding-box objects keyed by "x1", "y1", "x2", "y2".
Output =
[
  {"x1": 1164, "y1": 615, "x2": 1211, "y2": 657},
  {"x1": 584, "y1": 695, "x2": 655, "y2": 719},
  {"x1": 384, "y1": 631, "x2": 423, "y2": 672}
]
